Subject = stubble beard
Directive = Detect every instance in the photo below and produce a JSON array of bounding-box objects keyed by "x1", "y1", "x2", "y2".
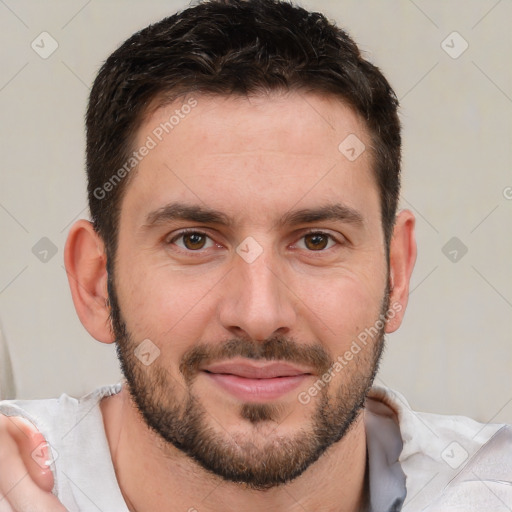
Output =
[{"x1": 108, "y1": 272, "x2": 389, "y2": 490}]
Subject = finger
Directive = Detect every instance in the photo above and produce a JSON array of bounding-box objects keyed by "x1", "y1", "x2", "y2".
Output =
[
  {"x1": 2, "y1": 479, "x2": 67, "y2": 512},
  {"x1": 3, "y1": 417, "x2": 54, "y2": 493},
  {"x1": 0, "y1": 440, "x2": 67, "y2": 512},
  {"x1": 0, "y1": 495, "x2": 14, "y2": 512}
]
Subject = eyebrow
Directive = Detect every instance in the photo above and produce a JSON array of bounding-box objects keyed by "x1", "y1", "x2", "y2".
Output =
[
  {"x1": 276, "y1": 203, "x2": 364, "y2": 229},
  {"x1": 143, "y1": 202, "x2": 364, "y2": 230},
  {"x1": 144, "y1": 203, "x2": 232, "y2": 228}
]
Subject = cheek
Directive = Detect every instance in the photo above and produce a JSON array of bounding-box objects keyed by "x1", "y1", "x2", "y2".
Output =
[
  {"x1": 292, "y1": 270, "x2": 387, "y2": 351},
  {"x1": 115, "y1": 257, "x2": 223, "y2": 350}
]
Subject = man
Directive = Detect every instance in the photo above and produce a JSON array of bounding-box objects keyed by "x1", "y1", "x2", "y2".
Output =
[{"x1": 0, "y1": 1, "x2": 511, "y2": 510}]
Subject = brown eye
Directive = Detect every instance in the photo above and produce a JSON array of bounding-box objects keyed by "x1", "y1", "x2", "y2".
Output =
[
  {"x1": 167, "y1": 230, "x2": 217, "y2": 254},
  {"x1": 182, "y1": 232, "x2": 208, "y2": 250},
  {"x1": 303, "y1": 233, "x2": 330, "y2": 251}
]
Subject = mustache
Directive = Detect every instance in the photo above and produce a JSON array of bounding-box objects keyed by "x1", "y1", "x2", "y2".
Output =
[{"x1": 179, "y1": 335, "x2": 332, "y2": 382}]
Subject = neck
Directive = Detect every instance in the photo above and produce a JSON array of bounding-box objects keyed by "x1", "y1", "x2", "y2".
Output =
[{"x1": 101, "y1": 387, "x2": 368, "y2": 512}]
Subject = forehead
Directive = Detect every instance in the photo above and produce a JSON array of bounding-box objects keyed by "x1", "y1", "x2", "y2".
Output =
[
  {"x1": 141, "y1": 92, "x2": 369, "y2": 161},
  {"x1": 121, "y1": 92, "x2": 379, "y2": 228}
]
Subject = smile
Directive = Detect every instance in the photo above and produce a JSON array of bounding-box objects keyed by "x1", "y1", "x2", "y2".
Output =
[{"x1": 201, "y1": 360, "x2": 313, "y2": 402}]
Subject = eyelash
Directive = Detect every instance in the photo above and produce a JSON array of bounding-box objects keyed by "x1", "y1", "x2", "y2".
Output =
[{"x1": 166, "y1": 228, "x2": 344, "y2": 255}]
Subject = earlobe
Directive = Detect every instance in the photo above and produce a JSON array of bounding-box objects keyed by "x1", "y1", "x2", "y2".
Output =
[
  {"x1": 64, "y1": 220, "x2": 115, "y2": 344},
  {"x1": 385, "y1": 210, "x2": 417, "y2": 333}
]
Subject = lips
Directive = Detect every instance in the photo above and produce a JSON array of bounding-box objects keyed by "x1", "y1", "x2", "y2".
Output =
[
  {"x1": 201, "y1": 359, "x2": 313, "y2": 402},
  {"x1": 202, "y1": 360, "x2": 312, "y2": 379}
]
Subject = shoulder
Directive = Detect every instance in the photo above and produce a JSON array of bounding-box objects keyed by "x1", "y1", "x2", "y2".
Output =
[
  {"x1": 368, "y1": 386, "x2": 512, "y2": 511},
  {"x1": 1, "y1": 384, "x2": 128, "y2": 510},
  {"x1": 0, "y1": 384, "x2": 122, "y2": 437}
]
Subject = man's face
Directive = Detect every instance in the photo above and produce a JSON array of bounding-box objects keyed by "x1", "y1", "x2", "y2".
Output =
[{"x1": 109, "y1": 92, "x2": 390, "y2": 488}]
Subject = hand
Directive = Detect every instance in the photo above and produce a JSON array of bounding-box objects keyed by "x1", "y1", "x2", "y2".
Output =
[{"x1": 0, "y1": 415, "x2": 67, "y2": 511}]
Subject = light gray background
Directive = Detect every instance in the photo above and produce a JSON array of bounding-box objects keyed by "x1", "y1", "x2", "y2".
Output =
[{"x1": 0, "y1": 0, "x2": 511, "y2": 422}]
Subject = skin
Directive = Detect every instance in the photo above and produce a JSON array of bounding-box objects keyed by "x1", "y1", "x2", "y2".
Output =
[
  {"x1": 0, "y1": 92, "x2": 416, "y2": 511},
  {"x1": 0, "y1": 416, "x2": 65, "y2": 512}
]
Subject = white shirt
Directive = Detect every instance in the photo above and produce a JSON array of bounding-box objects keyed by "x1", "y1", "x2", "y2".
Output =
[{"x1": 1, "y1": 384, "x2": 511, "y2": 511}]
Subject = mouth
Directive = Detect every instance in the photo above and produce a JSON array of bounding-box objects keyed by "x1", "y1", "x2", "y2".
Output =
[{"x1": 201, "y1": 359, "x2": 313, "y2": 402}]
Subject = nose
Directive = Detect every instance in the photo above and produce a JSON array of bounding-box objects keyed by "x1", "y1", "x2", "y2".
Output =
[{"x1": 217, "y1": 248, "x2": 297, "y2": 342}]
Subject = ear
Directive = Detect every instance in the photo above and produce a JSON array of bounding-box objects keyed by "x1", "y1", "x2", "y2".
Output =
[
  {"x1": 385, "y1": 209, "x2": 417, "y2": 333},
  {"x1": 64, "y1": 220, "x2": 114, "y2": 344}
]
